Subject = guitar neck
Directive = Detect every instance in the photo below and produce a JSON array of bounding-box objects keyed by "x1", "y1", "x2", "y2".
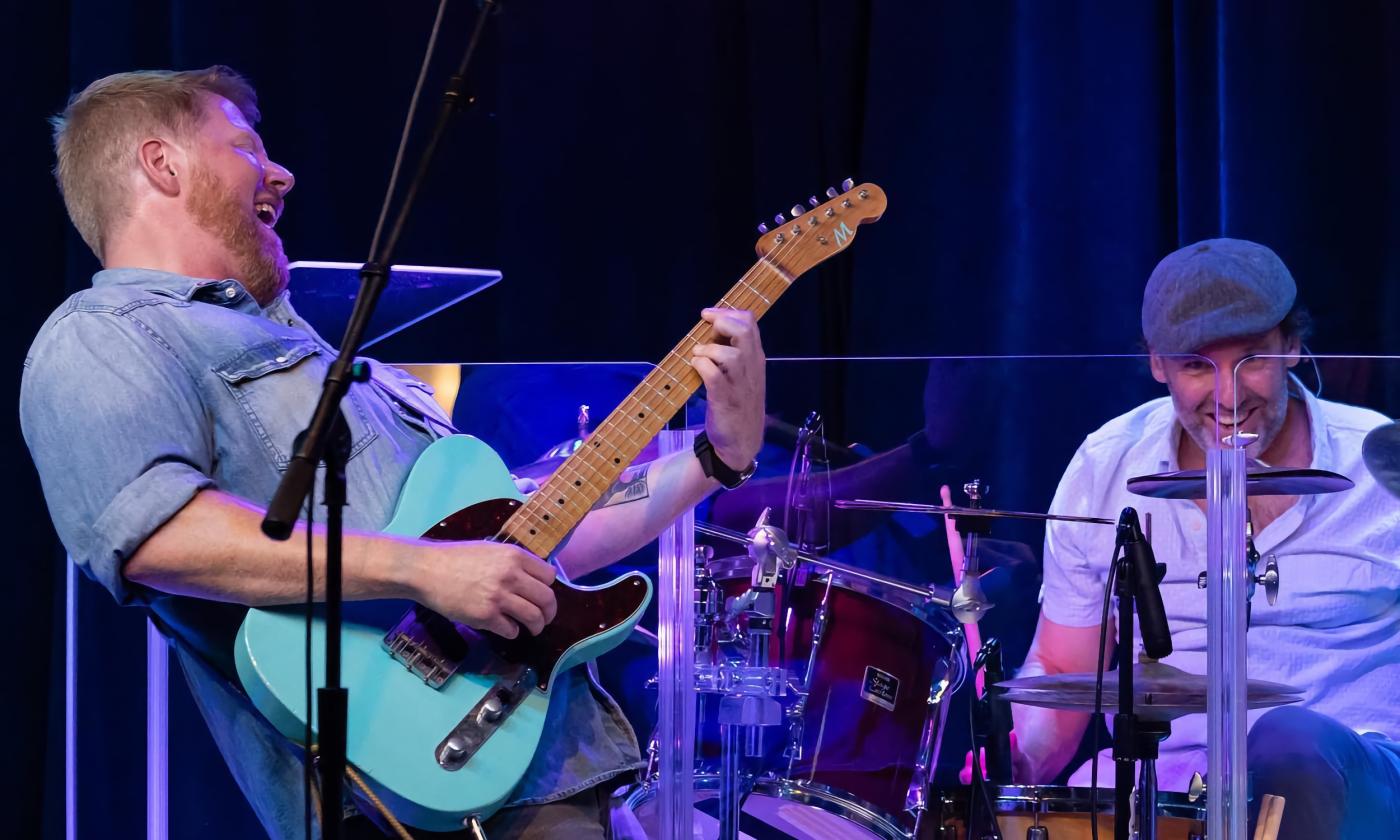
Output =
[{"x1": 497, "y1": 258, "x2": 794, "y2": 557}]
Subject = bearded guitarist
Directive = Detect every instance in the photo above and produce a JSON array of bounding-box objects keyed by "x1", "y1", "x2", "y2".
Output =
[{"x1": 22, "y1": 66, "x2": 765, "y2": 839}]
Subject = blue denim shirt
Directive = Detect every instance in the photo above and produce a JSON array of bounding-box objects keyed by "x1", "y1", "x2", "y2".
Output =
[{"x1": 20, "y1": 268, "x2": 642, "y2": 837}]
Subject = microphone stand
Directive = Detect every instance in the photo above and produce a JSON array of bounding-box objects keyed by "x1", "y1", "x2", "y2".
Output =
[
  {"x1": 259, "y1": 3, "x2": 499, "y2": 837},
  {"x1": 1112, "y1": 508, "x2": 1173, "y2": 840}
]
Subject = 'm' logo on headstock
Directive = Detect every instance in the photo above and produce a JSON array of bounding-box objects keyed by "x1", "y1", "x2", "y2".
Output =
[{"x1": 833, "y1": 221, "x2": 855, "y2": 248}]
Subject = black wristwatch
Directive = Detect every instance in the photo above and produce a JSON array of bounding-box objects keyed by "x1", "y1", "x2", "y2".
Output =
[{"x1": 694, "y1": 431, "x2": 757, "y2": 490}]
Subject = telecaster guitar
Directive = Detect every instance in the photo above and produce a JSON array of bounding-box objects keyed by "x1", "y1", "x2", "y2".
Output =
[{"x1": 234, "y1": 182, "x2": 888, "y2": 830}]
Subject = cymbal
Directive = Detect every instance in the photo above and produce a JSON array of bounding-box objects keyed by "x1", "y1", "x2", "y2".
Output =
[
  {"x1": 1125, "y1": 466, "x2": 1353, "y2": 500},
  {"x1": 1363, "y1": 421, "x2": 1400, "y2": 500},
  {"x1": 834, "y1": 499, "x2": 1115, "y2": 525},
  {"x1": 996, "y1": 660, "x2": 1302, "y2": 722}
]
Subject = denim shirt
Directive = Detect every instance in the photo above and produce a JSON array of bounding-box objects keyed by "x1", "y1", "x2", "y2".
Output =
[{"x1": 20, "y1": 268, "x2": 641, "y2": 837}]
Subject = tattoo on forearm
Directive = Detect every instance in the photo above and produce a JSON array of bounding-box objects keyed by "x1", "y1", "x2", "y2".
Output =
[{"x1": 594, "y1": 462, "x2": 652, "y2": 509}]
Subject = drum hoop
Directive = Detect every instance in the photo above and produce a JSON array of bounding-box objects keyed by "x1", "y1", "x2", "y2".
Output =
[
  {"x1": 946, "y1": 785, "x2": 1206, "y2": 821},
  {"x1": 622, "y1": 773, "x2": 915, "y2": 840}
]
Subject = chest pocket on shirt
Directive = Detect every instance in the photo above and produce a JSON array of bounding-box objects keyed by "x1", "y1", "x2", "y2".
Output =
[{"x1": 212, "y1": 337, "x2": 379, "y2": 470}]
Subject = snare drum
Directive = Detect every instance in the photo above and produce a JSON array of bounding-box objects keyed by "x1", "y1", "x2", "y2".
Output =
[
  {"x1": 934, "y1": 785, "x2": 1206, "y2": 839},
  {"x1": 620, "y1": 555, "x2": 965, "y2": 837}
]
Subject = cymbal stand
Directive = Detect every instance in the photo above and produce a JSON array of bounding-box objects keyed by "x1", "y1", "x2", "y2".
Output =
[{"x1": 697, "y1": 512, "x2": 793, "y2": 840}]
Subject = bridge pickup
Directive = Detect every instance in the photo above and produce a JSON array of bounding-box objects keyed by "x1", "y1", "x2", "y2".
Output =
[
  {"x1": 382, "y1": 607, "x2": 473, "y2": 689},
  {"x1": 436, "y1": 664, "x2": 537, "y2": 771}
]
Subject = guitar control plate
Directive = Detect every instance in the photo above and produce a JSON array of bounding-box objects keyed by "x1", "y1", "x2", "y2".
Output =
[{"x1": 436, "y1": 664, "x2": 537, "y2": 770}]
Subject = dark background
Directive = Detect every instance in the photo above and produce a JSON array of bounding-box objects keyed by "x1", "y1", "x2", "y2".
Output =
[{"x1": 5, "y1": 1, "x2": 1399, "y2": 837}]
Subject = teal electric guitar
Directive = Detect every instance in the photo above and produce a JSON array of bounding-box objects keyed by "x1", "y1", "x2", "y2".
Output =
[{"x1": 233, "y1": 182, "x2": 887, "y2": 831}]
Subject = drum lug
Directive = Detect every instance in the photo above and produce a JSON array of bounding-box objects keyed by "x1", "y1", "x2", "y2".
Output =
[{"x1": 906, "y1": 657, "x2": 958, "y2": 818}]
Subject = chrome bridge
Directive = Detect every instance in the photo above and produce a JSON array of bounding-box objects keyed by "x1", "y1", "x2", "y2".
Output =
[{"x1": 382, "y1": 607, "x2": 472, "y2": 689}]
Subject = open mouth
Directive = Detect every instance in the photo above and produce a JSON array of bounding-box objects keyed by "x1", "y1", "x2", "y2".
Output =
[
  {"x1": 254, "y1": 202, "x2": 278, "y2": 228},
  {"x1": 1209, "y1": 408, "x2": 1255, "y2": 433}
]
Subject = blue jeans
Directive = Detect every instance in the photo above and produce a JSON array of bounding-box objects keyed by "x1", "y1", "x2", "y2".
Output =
[{"x1": 1248, "y1": 707, "x2": 1400, "y2": 839}]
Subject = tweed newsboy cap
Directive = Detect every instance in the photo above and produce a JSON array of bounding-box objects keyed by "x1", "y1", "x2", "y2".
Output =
[{"x1": 1142, "y1": 238, "x2": 1297, "y2": 355}]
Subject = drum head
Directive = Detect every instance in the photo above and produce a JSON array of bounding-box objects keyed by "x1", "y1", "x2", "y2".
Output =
[{"x1": 615, "y1": 776, "x2": 904, "y2": 840}]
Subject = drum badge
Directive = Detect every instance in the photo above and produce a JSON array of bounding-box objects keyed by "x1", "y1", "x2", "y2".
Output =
[{"x1": 860, "y1": 666, "x2": 900, "y2": 711}]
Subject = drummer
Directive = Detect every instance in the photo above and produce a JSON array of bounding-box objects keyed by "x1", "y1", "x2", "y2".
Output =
[{"x1": 1012, "y1": 238, "x2": 1400, "y2": 838}]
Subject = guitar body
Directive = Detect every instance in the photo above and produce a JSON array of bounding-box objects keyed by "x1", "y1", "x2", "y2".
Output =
[
  {"x1": 235, "y1": 435, "x2": 653, "y2": 830},
  {"x1": 234, "y1": 181, "x2": 887, "y2": 831}
]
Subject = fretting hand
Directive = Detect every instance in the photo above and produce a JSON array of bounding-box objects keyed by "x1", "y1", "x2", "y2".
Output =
[{"x1": 691, "y1": 307, "x2": 766, "y2": 471}]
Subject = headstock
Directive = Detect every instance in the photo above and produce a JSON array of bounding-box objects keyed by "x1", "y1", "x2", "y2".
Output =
[{"x1": 753, "y1": 178, "x2": 887, "y2": 278}]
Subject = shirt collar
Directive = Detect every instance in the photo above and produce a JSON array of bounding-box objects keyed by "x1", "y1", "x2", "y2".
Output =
[{"x1": 93, "y1": 267, "x2": 266, "y2": 312}]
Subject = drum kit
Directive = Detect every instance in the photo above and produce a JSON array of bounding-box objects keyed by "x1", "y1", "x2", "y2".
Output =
[{"x1": 596, "y1": 457, "x2": 1359, "y2": 840}]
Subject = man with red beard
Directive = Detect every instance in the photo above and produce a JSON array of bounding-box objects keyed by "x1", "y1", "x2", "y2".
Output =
[
  {"x1": 1009, "y1": 239, "x2": 1400, "y2": 838},
  {"x1": 21, "y1": 67, "x2": 766, "y2": 838}
]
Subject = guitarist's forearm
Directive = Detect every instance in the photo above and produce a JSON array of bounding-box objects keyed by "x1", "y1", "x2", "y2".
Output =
[
  {"x1": 556, "y1": 449, "x2": 719, "y2": 578},
  {"x1": 126, "y1": 489, "x2": 420, "y2": 606}
]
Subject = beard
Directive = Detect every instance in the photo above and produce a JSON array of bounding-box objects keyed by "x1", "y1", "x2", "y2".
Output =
[
  {"x1": 186, "y1": 165, "x2": 289, "y2": 305},
  {"x1": 1177, "y1": 377, "x2": 1292, "y2": 459}
]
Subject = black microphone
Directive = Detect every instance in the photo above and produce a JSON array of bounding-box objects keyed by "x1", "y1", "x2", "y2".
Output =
[
  {"x1": 1118, "y1": 507, "x2": 1173, "y2": 660},
  {"x1": 975, "y1": 638, "x2": 1013, "y2": 783}
]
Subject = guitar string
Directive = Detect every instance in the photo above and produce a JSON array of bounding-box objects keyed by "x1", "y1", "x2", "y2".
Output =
[
  {"x1": 502, "y1": 210, "x2": 827, "y2": 550},
  {"x1": 501, "y1": 193, "x2": 865, "y2": 549}
]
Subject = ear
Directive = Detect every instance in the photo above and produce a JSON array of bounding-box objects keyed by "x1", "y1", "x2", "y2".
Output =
[
  {"x1": 1148, "y1": 352, "x2": 1168, "y2": 384},
  {"x1": 1282, "y1": 332, "x2": 1303, "y2": 369},
  {"x1": 137, "y1": 138, "x2": 186, "y2": 197}
]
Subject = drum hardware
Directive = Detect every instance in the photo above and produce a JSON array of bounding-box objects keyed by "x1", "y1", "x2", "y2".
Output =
[
  {"x1": 834, "y1": 498, "x2": 1118, "y2": 525},
  {"x1": 1195, "y1": 517, "x2": 1281, "y2": 628},
  {"x1": 708, "y1": 511, "x2": 795, "y2": 840},
  {"x1": 624, "y1": 522, "x2": 966, "y2": 839},
  {"x1": 935, "y1": 785, "x2": 1207, "y2": 840},
  {"x1": 695, "y1": 519, "x2": 961, "y2": 614},
  {"x1": 996, "y1": 660, "x2": 1301, "y2": 721},
  {"x1": 1124, "y1": 465, "x2": 1353, "y2": 500},
  {"x1": 1362, "y1": 420, "x2": 1400, "y2": 499},
  {"x1": 949, "y1": 480, "x2": 996, "y2": 626},
  {"x1": 905, "y1": 654, "x2": 960, "y2": 834}
]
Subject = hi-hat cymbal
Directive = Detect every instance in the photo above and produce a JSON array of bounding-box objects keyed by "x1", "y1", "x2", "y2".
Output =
[
  {"x1": 834, "y1": 499, "x2": 1115, "y2": 525},
  {"x1": 1363, "y1": 421, "x2": 1400, "y2": 500},
  {"x1": 1125, "y1": 466, "x2": 1353, "y2": 500},
  {"x1": 996, "y1": 661, "x2": 1302, "y2": 722}
]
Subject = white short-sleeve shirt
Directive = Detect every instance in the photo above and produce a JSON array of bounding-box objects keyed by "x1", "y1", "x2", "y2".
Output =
[{"x1": 1041, "y1": 385, "x2": 1400, "y2": 789}]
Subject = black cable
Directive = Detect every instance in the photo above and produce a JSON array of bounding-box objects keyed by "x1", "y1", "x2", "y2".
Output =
[
  {"x1": 304, "y1": 491, "x2": 315, "y2": 839},
  {"x1": 966, "y1": 645, "x2": 1002, "y2": 840},
  {"x1": 1090, "y1": 549, "x2": 1122, "y2": 840}
]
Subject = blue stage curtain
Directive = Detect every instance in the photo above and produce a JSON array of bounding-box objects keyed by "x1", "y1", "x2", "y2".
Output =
[{"x1": 5, "y1": 2, "x2": 1398, "y2": 837}]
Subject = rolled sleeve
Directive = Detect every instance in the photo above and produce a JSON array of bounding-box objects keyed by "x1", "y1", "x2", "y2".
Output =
[
  {"x1": 1040, "y1": 444, "x2": 1111, "y2": 627},
  {"x1": 21, "y1": 308, "x2": 215, "y2": 604}
]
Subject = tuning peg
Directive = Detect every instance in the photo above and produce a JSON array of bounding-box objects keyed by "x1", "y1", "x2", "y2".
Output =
[
  {"x1": 774, "y1": 213, "x2": 786, "y2": 225},
  {"x1": 841, "y1": 177, "x2": 854, "y2": 191},
  {"x1": 807, "y1": 196, "x2": 820, "y2": 208},
  {"x1": 757, "y1": 222, "x2": 769, "y2": 234},
  {"x1": 789, "y1": 204, "x2": 805, "y2": 219},
  {"x1": 825, "y1": 186, "x2": 838, "y2": 199}
]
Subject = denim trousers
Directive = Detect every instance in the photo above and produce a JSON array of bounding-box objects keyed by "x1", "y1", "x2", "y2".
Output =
[{"x1": 1247, "y1": 706, "x2": 1400, "y2": 839}]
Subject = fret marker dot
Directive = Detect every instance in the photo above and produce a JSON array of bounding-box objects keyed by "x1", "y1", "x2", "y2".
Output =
[
  {"x1": 574, "y1": 480, "x2": 582, "y2": 487},
  {"x1": 529, "y1": 529, "x2": 537, "y2": 535},
  {"x1": 543, "y1": 514, "x2": 551, "y2": 521},
  {"x1": 556, "y1": 498, "x2": 564, "y2": 505},
  {"x1": 614, "y1": 458, "x2": 621, "y2": 464}
]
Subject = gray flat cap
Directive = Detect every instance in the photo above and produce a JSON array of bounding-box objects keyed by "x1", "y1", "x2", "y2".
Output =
[{"x1": 1142, "y1": 238, "x2": 1297, "y2": 354}]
